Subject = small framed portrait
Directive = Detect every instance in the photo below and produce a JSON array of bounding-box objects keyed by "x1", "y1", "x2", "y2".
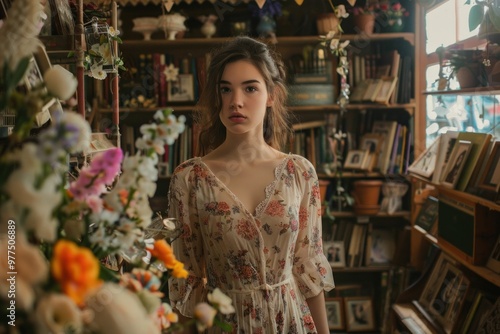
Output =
[
  {"x1": 344, "y1": 150, "x2": 369, "y2": 170},
  {"x1": 440, "y1": 140, "x2": 472, "y2": 189},
  {"x1": 325, "y1": 297, "x2": 345, "y2": 330},
  {"x1": 374, "y1": 76, "x2": 398, "y2": 104},
  {"x1": 477, "y1": 141, "x2": 500, "y2": 195},
  {"x1": 360, "y1": 133, "x2": 384, "y2": 154},
  {"x1": 323, "y1": 240, "x2": 346, "y2": 268},
  {"x1": 408, "y1": 136, "x2": 441, "y2": 178},
  {"x1": 344, "y1": 297, "x2": 375, "y2": 332},
  {"x1": 428, "y1": 262, "x2": 469, "y2": 332},
  {"x1": 486, "y1": 235, "x2": 500, "y2": 274},
  {"x1": 167, "y1": 74, "x2": 194, "y2": 102},
  {"x1": 419, "y1": 252, "x2": 457, "y2": 309},
  {"x1": 157, "y1": 162, "x2": 169, "y2": 178}
]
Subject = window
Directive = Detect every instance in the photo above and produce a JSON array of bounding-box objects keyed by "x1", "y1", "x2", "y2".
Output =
[{"x1": 424, "y1": 0, "x2": 499, "y2": 146}]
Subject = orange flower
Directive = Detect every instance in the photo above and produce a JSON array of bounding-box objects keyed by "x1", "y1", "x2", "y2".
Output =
[
  {"x1": 51, "y1": 240, "x2": 102, "y2": 306},
  {"x1": 147, "y1": 240, "x2": 177, "y2": 269},
  {"x1": 147, "y1": 240, "x2": 188, "y2": 278}
]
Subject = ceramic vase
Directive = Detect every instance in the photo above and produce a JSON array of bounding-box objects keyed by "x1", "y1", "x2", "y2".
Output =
[{"x1": 353, "y1": 14, "x2": 376, "y2": 34}]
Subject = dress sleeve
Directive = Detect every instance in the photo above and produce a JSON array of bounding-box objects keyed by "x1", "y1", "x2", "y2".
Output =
[
  {"x1": 291, "y1": 157, "x2": 335, "y2": 298},
  {"x1": 167, "y1": 162, "x2": 207, "y2": 317}
]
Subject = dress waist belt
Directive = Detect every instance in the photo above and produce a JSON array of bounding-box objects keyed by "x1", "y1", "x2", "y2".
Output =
[{"x1": 227, "y1": 277, "x2": 292, "y2": 294}]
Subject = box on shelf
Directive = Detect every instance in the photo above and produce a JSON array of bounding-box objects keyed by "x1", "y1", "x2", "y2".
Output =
[
  {"x1": 438, "y1": 191, "x2": 500, "y2": 265},
  {"x1": 288, "y1": 84, "x2": 335, "y2": 106}
]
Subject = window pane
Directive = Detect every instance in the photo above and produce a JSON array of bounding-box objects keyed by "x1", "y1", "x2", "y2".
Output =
[{"x1": 426, "y1": 1, "x2": 456, "y2": 53}]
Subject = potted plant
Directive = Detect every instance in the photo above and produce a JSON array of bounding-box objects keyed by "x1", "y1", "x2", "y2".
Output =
[
  {"x1": 447, "y1": 48, "x2": 486, "y2": 88},
  {"x1": 467, "y1": 0, "x2": 500, "y2": 43},
  {"x1": 378, "y1": 1, "x2": 409, "y2": 32},
  {"x1": 350, "y1": 3, "x2": 380, "y2": 34}
]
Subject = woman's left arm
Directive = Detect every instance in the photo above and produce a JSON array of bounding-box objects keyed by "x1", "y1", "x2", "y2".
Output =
[{"x1": 307, "y1": 292, "x2": 329, "y2": 334}]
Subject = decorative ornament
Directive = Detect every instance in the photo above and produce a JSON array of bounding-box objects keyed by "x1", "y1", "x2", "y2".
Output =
[{"x1": 163, "y1": 0, "x2": 174, "y2": 12}]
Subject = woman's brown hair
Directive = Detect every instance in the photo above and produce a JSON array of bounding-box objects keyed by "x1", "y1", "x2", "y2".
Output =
[{"x1": 194, "y1": 36, "x2": 292, "y2": 156}]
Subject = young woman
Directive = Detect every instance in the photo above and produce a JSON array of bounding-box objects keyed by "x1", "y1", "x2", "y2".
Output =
[{"x1": 167, "y1": 36, "x2": 334, "y2": 333}]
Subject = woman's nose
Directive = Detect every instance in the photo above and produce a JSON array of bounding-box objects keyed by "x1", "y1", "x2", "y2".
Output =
[{"x1": 229, "y1": 91, "x2": 243, "y2": 109}]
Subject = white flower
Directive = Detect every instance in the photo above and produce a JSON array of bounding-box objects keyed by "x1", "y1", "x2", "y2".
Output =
[
  {"x1": 163, "y1": 218, "x2": 176, "y2": 231},
  {"x1": 207, "y1": 288, "x2": 235, "y2": 315},
  {"x1": 108, "y1": 26, "x2": 120, "y2": 37},
  {"x1": 35, "y1": 293, "x2": 82, "y2": 333},
  {"x1": 335, "y1": 5, "x2": 349, "y2": 18},
  {"x1": 99, "y1": 43, "x2": 112, "y2": 65},
  {"x1": 90, "y1": 63, "x2": 107, "y2": 80},
  {"x1": 60, "y1": 112, "x2": 92, "y2": 153},
  {"x1": 44, "y1": 65, "x2": 78, "y2": 100},
  {"x1": 194, "y1": 302, "x2": 217, "y2": 332},
  {"x1": 163, "y1": 63, "x2": 179, "y2": 82},
  {"x1": 85, "y1": 284, "x2": 160, "y2": 334}
]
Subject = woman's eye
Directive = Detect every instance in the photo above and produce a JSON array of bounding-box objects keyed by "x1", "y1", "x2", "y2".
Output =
[
  {"x1": 220, "y1": 86, "x2": 230, "y2": 93},
  {"x1": 245, "y1": 86, "x2": 257, "y2": 92}
]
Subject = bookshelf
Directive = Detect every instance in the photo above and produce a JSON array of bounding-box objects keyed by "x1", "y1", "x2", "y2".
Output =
[{"x1": 89, "y1": 2, "x2": 420, "y2": 332}]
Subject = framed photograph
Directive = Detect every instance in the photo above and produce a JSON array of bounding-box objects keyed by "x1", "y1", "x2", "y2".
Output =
[
  {"x1": 325, "y1": 297, "x2": 345, "y2": 330},
  {"x1": 428, "y1": 262, "x2": 469, "y2": 332},
  {"x1": 408, "y1": 136, "x2": 441, "y2": 178},
  {"x1": 477, "y1": 141, "x2": 500, "y2": 194},
  {"x1": 365, "y1": 228, "x2": 396, "y2": 266},
  {"x1": 374, "y1": 76, "x2": 398, "y2": 104},
  {"x1": 419, "y1": 252, "x2": 457, "y2": 309},
  {"x1": 167, "y1": 74, "x2": 194, "y2": 102},
  {"x1": 432, "y1": 131, "x2": 459, "y2": 184},
  {"x1": 323, "y1": 240, "x2": 346, "y2": 268},
  {"x1": 360, "y1": 133, "x2": 384, "y2": 154},
  {"x1": 157, "y1": 162, "x2": 169, "y2": 178},
  {"x1": 414, "y1": 196, "x2": 439, "y2": 234},
  {"x1": 344, "y1": 149, "x2": 369, "y2": 170},
  {"x1": 486, "y1": 235, "x2": 500, "y2": 274},
  {"x1": 441, "y1": 140, "x2": 472, "y2": 189},
  {"x1": 344, "y1": 297, "x2": 375, "y2": 332}
]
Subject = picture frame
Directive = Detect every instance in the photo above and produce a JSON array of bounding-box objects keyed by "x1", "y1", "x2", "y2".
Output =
[
  {"x1": 323, "y1": 240, "x2": 346, "y2": 268},
  {"x1": 325, "y1": 297, "x2": 345, "y2": 330},
  {"x1": 427, "y1": 262, "x2": 469, "y2": 333},
  {"x1": 344, "y1": 297, "x2": 376, "y2": 332},
  {"x1": 344, "y1": 149, "x2": 369, "y2": 170},
  {"x1": 374, "y1": 76, "x2": 398, "y2": 104},
  {"x1": 432, "y1": 131, "x2": 459, "y2": 184},
  {"x1": 360, "y1": 133, "x2": 384, "y2": 171},
  {"x1": 408, "y1": 136, "x2": 441, "y2": 178},
  {"x1": 486, "y1": 235, "x2": 500, "y2": 274},
  {"x1": 419, "y1": 252, "x2": 457, "y2": 310},
  {"x1": 157, "y1": 162, "x2": 169, "y2": 178},
  {"x1": 477, "y1": 141, "x2": 500, "y2": 194},
  {"x1": 167, "y1": 74, "x2": 195, "y2": 102},
  {"x1": 414, "y1": 196, "x2": 439, "y2": 234},
  {"x1": 365, "y1": 228, "x2": 396, "y2": 266},
  {"x1": 440, "y1": 140, "x2": 472, "y2": 189}
]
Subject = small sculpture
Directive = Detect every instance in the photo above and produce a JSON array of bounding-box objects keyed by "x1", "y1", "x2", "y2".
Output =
[{"x1": 198, "y1": 15, "x2": 217, "y2": 39}]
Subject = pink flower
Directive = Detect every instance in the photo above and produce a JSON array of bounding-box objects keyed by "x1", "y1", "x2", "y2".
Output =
[{"x1": 265, "y1": 200, "x2": 285, "y2": 217}]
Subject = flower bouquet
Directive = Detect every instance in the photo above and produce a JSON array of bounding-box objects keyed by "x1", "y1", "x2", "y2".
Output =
[
  {"x1": 378, "y1": 1, "x2": 409, "y2": 32},
  {"x1": 0, "y1": 0, "x2": 234, "y2": 332}
]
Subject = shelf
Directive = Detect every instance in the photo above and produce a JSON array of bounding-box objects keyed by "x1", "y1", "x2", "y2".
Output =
[
  {"x1": 328, "y1": 210, "x2": 410, "y2": 219},
  {"x1": 121, "y1": 33, "x2": 415, "y2": 51},
  {"x1": 408, "y1": 174, "x2": 500, "y2": 211},
  {"x1": 423, "y1": 86, "x2": 500, "y2": 96},
  {"x1": 412, "y1": 225, "x2": 500, "y2": 287}
]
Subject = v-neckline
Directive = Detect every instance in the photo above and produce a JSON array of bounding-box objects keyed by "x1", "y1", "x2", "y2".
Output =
[{"x1": 197, "y1": 155, "x2": 290, "y2": 217}]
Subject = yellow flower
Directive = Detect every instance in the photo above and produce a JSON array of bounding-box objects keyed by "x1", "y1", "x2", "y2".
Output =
[
  {"x1": 171, "y1": 261, "x2": 188, "y2": 279},
  {"x1": 147, "y1": 240, "x2": 177, "y2": 269},
  {"x1": 51, "y1": 240, "x2": 102, "y2": 306}
]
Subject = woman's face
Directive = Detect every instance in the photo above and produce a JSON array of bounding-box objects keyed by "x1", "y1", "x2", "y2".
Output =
[{"x1": 218, "y1": 60, "x2": 272, "y2": 138}]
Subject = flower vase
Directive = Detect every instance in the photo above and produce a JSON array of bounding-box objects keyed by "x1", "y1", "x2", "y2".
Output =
[
  {"x1": 383, "y1": 17, "x2": 404, "y2": 32},
  {"x1": 351, "y1": 180, "x2": 382, "y2": 215},
  {"x1": 353, "y1": 14, "x2": 375, "y2": 34}
]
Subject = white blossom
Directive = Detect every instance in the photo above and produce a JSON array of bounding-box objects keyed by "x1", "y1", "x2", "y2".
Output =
[
  {"x1": 35, "y1": 294, "x2": 83, "y2": 333},
  {"x1": 207, "y1": 288, "x2": 235, "y2": 315},
  {"x1": 44, "y1": 65, "x2": 78, "y2": 100}
]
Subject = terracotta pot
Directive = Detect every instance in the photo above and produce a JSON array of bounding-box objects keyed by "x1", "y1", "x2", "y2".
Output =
[
  {"x1": 456, "y1": 65, "x2": 481, "y2": 88},
  {"x1": 352, "y1": 180, "x2": 383, "y2": 207},
  {"x1": 353, "y1": 14, "x2": 375, "y2": 34},
  {"x1": 317, "y1": 13, "x2": 340, "y2": 35}
]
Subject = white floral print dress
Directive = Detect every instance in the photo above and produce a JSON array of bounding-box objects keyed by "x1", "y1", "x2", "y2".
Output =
[{"x1": 168, "y1": 154, "x2": 335, "y2": 333}]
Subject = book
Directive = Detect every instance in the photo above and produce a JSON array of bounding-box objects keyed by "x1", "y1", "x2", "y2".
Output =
[
  {"x1": 372, "y1": 120, "x2": 399, "y2": 174},
  {"x1": 454, "y1": 132, "x2": 492, "y2": 191}
]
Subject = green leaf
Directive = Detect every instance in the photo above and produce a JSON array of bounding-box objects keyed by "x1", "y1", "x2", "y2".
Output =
[
  {"x1": 213, "y1": 317, "x2": 233, "y2": 332},
  {"x1": 469, "y1": 4, "x2": 485, "y2": 31},
  {"x1": 10, "y1": 57, "x2": 30, "y2": 90},
  {"x1": 99, "y1": 262, "x2": 120, "y2": 282},
  {"x1": 488, "y1": 8, "x2": 500, "y2": 31}
]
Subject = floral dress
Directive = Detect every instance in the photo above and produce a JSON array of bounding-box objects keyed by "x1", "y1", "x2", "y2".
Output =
[{"x1": 167, "y1": 154, "x2": 334, "y2": 333}]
